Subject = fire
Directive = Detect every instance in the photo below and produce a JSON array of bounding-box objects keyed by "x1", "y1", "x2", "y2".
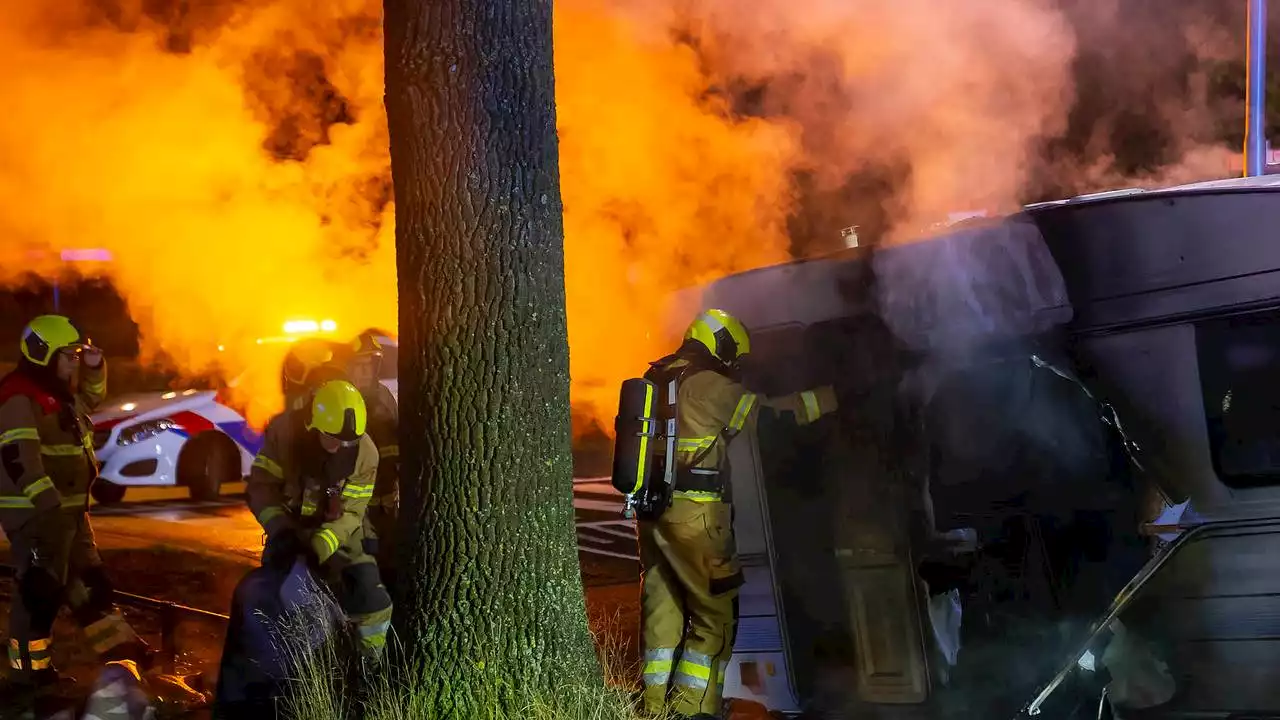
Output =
[
  {"x1": 6, "y1": 0, "x2": 1211, "y2": 433},
  {"x1": 0, "y1": 0, "x2": 801, "y2": 430}
]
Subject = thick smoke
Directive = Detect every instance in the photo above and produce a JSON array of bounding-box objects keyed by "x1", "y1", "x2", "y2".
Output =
[
  {"x1": 0, "y1": 0, "x2": 798, "y2": 427},
  {"x1": 0, "y1": 0, "x2": 1257, "y2": 429},
  {"x1": 669, "y1": 0, "x2": 1080, "y2": 241}
]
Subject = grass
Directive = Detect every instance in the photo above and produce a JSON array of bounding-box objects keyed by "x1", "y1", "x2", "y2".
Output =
[{"x1": 267, "y1": 578, "x2": 647, "y2": 720}]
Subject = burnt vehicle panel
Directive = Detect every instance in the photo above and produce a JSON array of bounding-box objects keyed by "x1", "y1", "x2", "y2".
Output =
[{"x1": 690, "y1": 177, "x2": 1280, "y2": 718}]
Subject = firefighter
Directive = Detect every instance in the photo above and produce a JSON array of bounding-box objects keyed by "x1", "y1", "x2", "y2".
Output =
[
  {"x1": 246, "y1": 379, "x2": 392, "y2": 660},
  {"x1": 639, "y1": 309, "x2": 838, "y2": 719},
  {"x1": 281, "y1": 338, "x2": 340, "y2": 413},
  {"x1": 345, "y1": 331, "x2": 400, "y2": 594},
  {"x1": 0, "y1": 315, "x2": 151, "y2": 685}
]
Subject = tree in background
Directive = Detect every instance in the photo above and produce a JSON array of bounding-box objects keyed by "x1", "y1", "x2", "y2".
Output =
[{"x1": 383, "y1": 0, "x2": 600, "y2": 714}]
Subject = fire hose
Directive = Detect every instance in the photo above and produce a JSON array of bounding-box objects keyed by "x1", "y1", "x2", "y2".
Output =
[{"x1": 0, "y1": 562, "x2": 229, "y2": 674}]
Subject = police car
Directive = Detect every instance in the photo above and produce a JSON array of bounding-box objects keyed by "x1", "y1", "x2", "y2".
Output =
[{"x1": 89, "y1": 326, "x2": 398, "y2": 504}]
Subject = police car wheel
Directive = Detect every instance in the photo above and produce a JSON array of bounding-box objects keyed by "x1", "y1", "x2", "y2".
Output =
[
  {"x1": 90, "y1": 481, "x2": 127, "y2": 505},
  {"x1": 179, "y1": 432, "x2": 239, "y2": 502}
]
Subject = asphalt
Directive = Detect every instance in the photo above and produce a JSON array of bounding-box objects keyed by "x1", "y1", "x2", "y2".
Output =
[
  {"x1": 0, "y1": 477, "x2": 643, "y2": 715},
  {"x1": 0, "y1": 478, "x2": 639, "y2": 579}
]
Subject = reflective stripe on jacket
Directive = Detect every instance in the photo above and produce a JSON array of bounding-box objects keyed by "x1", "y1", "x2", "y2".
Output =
[
  {"x1": 0, "y1": 362, "x2": 105, "y2": 529},
  {"x1": 671, "y1": 361, "x2": 838, "y2": 499},
  {"x1": 246, "y1": 410, "x2": 379, "y2": 564}
]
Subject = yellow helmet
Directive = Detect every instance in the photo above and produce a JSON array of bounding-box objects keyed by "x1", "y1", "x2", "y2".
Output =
[
  {"x1": 306, "y1": 379, "x2": 367, "y2": 442},
  {"x1": 21, "y1": 315, "x2": 82, "y2": 367},
  {"x1": 350, "y1": 331, "x2": 384, "y2": 358},
  {"x1": 684, "y1": 308, "x2": 751, "y2": 363}
]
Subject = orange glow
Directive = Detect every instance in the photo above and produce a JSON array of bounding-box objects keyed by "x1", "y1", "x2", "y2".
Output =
[
  {"x1": 0, "y1": 1, "x2": 800, "y2": 430},
  {"x1": 10, "y1": 0, "x2": 1196, "y2": 434}
]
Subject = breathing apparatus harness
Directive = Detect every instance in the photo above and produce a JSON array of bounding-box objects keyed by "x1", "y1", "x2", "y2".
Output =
[{"x1": 611, "y1": 341, "x2": 737, "y2": 520}]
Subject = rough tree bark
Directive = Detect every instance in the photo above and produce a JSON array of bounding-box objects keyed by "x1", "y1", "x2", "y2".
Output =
[{"x1": 382, "y1": 0, "x2": 599, "y2": 714}]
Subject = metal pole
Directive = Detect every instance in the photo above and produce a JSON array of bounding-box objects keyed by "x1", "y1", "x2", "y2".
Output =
[{"x1": 1245, "y1": 0, "x2": 1268, "y2": 177}]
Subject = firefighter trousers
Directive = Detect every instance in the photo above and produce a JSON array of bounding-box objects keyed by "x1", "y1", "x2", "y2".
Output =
[
  {"x1": 6, "y1": 510, "x2": 140, "y2": 674},
  {"x1": 639, "y1": 498, "x2": 744, "y2": 717},
  {"x1": 362, "y1": 505, "x2": 399, "y2": 596},
  {"x1": 320, "y1": 547, "x2": 393, "y2": 659}
]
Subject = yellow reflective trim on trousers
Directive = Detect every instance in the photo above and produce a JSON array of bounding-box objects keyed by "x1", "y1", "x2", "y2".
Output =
[
  {"x1": 301, "y1": 502, "x2": 318, "y2": 516},
  {"x1": 60, "y1": 494, "x2": 87, "y2": 509},
  {"x1": 41, "y1": 444, "x2": 83, "y2": 456},
  {"x1": 379, "y1": 445, "x2": 400, "y2": 458},
  {"x1": 729, "y1": 393, "x2": 757, "y2": 431},
  {"x1": 9, "y1": 637, "x2": 53, "y2": 669},
  {"x1": 677, "y1": 437, "x2": 715, "y2": 453},
  {"x1": 315, "y1": 528, "x2": 339, "y2": 556},
  {"x1": 252, "y1": 454, "x2": 284, "y2": 479},
  {"x1": 257, "y1": 505, "x2": 287, "y2": 526},
  {"x1": 672, "y1": 490, "x2": 722, "y2": 503},
  {"x1": 358, "y1": 620, "x2": 390, "y2": 650},
  {"x1": 82, "y1": 379, "x2": 106, "y2": 394},
  {"x1": 800, "y1": 390, "x2": 821, "y2": 423},
  {"x1": 9, "y1": 645, "x2": 52, "y2": 670},
  {"x1": 673, "y1": 652, "x2": 713, "y2": 690},
  {"x1": 675, "y1": 661, "x2": 711, "y2": 681},
  {"x1": 642, "y1": 659, "x2": 673, "y2": 675},
  {"x1": 22, "y1": 476, "x2": 54, "y2": 499},
  {"x1": 642, "y1": 647, "x2": 676, "y2": 686},
  {"x1": 0, "y1": 428, "x2": 39, "y2": 445},
  {"x1": 342, "y1": 483, "x2": 375, "y2": 499}
]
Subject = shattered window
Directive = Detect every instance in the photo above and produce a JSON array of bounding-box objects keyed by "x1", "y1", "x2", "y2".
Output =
[{"x1": 1198, "y1": 311, "x2": 1280, "y2": 487}]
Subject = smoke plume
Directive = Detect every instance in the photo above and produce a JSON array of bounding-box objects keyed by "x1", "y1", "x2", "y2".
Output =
[{"x1": 0, "y1": 0, "x2": 1254, "y2": 428}]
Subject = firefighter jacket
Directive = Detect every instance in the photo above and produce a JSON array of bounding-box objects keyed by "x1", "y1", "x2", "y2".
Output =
[
  {"x1": 663, "y1": 358, "x2": 837, "y2": 503},
  {"x1": 364, "y1": 383, "x2": 399, "y2": 516},
  {"x1": 0, "y1": 361, "x2": 106, "y2": 530},
  {"x1": 247, "y1": 410, "x2": 380, "y2": 564}
]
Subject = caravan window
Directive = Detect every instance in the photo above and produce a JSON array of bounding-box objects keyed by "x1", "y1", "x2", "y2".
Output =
[{"x1": 1198, "y1": 311, "x2": 1280, "y2": 487}]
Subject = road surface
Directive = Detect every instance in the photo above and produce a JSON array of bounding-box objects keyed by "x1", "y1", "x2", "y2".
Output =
[
  {"x1": 0, "y1": 477, "x2": 644, "y2": 710},
  {"x1": 0, "y1": 477, "x2": 639, "y2": 588}
]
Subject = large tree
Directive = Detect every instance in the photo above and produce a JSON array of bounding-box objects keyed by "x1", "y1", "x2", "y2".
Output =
[{"x1": 382, "y1": 0, "x2": 600, "y2": 714}]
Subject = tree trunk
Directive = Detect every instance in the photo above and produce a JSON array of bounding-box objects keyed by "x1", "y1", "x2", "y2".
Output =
[{"x1": 383, "y1": 0, "x2": 599, "y2": 713}]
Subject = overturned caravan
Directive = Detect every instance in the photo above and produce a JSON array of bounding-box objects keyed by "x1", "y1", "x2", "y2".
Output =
[{"x1": 678, "y1": 177, "x2": 1280, "y2": 718}]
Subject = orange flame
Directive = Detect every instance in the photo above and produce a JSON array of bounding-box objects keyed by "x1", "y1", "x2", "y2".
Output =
[
  {"x1": 0, "y1": 0, "x2": 799, "y2": 430},
  {"x1": 5, "y1": 0, "x2": 1230, "y2": 433}
]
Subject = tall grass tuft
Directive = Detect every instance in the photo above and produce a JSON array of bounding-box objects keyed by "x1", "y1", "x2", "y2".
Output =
[{"x1": 272, "y1": 591, "x2": 649, "y2": 720}]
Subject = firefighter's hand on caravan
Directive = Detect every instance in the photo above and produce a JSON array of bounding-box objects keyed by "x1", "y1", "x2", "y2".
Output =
[{"x1": 782, "y1": 384, "x2": 839, "y2": 426}]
